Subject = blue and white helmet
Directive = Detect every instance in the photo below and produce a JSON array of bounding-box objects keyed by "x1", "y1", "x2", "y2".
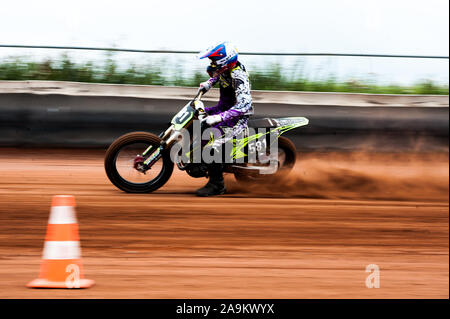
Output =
[{"x1": 199, "y1": 41, "x2": 238, "y2": 75}]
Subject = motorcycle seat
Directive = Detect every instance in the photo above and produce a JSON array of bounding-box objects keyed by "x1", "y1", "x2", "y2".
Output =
[{"x1": 247, "y1": 118, "x2": 279, "y2": 128}]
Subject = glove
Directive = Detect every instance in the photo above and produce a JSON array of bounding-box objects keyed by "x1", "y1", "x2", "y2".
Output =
[
  {"x1": 202, "y1": 114, "x2": 222, "y2": 127},
  {"x1": 199, "y1": 81, "x2": 212, "y2": 93}
]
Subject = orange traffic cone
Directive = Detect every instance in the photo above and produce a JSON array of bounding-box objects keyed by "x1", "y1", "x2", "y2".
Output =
[{"x1": 27, "y1": 195, "x2": 94, "y2": 288}]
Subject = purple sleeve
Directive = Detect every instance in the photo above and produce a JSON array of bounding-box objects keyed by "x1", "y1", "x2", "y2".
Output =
[
  {"x1": 206, "y1": 76, "x2": 219, "y2": 89},
  {"x1": 205, "y1": 100, "x2": 225, "y2": 115}
]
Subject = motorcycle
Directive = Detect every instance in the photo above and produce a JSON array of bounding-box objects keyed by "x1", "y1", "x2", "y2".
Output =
[{"x1": 104, "y1": 90, "x2": 309, "y2": 193}]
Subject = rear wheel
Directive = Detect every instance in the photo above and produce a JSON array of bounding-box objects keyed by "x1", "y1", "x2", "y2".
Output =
[
  {"x1": 104, "y1": 132, "x2": 174, "y2": 193},
  {"x1": 234, "y1": 136, "x2": 296, "y2": 183}
]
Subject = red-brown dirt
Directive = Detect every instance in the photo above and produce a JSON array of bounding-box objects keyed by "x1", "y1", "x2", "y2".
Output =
[{"x1": 0, "y1": 148, "x2": 447, "y2": 298}]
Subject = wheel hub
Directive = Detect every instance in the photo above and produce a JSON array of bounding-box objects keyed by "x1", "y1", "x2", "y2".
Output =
[{"x1": 133, "y1": 155, "x2": 148, "y2": 173}]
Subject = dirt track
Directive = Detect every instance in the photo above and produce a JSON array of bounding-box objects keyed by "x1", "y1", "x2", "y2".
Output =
[{"x1": 0, "y1": 148, "x2": 448, "y2": 298}]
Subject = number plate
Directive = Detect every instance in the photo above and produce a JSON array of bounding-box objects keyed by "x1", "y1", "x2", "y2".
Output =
[{"x1": 171, "y1": 104, "x2": 195, "y2": 130}]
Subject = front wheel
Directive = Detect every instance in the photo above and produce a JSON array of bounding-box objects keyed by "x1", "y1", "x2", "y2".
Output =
[{"x1": 104, "y1": 132, "x2": 174, "y2": 193}]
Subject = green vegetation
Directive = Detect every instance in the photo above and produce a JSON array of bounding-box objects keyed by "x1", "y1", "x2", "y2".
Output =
[{"x1": 0, "y1": 54, "x2": 448, "y2": 95}]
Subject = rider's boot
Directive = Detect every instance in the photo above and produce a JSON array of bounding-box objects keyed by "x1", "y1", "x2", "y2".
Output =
[{"x1": 196, "y1": 164, "x2": 226, "y2": 197}]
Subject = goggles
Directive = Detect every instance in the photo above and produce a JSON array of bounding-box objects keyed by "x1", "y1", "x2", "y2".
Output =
[{"x1": 206, "y1": 61, "x2": 220, "y2": 77}]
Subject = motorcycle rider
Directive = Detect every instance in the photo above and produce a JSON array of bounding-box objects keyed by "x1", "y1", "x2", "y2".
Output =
[{"x1": 195, "y1": 41, "x2": 253, "y2": 197}]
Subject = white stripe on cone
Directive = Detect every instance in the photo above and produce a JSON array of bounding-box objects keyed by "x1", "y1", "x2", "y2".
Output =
[
  {"x1": 42, "y1": 241, "x2": 81, "y2": 260},
  {"x1": 48, "y1": 206, "x2": 77, "y2": 224}
]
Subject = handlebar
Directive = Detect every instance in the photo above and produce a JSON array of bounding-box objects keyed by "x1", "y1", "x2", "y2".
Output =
[
  {"x1": 194, "y1": 89, "x2": 204, "y2": 102},
  {"x1": 191, "y1": 89, "x2": 207, "y2": 121},
  {"x1": 191, "y1": 89, "x2": 205, "y2": 115}
]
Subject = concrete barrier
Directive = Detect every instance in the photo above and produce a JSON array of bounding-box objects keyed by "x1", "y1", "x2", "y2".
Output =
[
  {"x1": 1, "y1": 80, "x2": 448, "y2": 107},
  {"x1": 0, "y1": 81, "x2": 448, "y2": 151}
]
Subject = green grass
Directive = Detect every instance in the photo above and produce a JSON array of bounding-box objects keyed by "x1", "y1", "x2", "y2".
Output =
[{"x1": 0, "y1": 54, "x2": 448, "y2": 95}]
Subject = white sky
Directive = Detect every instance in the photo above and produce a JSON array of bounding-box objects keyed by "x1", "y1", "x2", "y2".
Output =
[{"x1": 0, "y1": 0, "x2": 449, "y2": 84}]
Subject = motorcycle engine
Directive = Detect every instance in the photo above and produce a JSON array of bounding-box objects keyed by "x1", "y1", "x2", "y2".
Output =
[{"x1": 186, "y1": 164, "x2": 208, "y2": 178}]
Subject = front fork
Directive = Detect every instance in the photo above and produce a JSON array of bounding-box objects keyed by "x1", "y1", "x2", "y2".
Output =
[
  {"x1": 133, "y1": 125, "x2": 177, "y2": 173},
  {"x1": 133, "y1": 144, "x2": 163, "y2": 174}
]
